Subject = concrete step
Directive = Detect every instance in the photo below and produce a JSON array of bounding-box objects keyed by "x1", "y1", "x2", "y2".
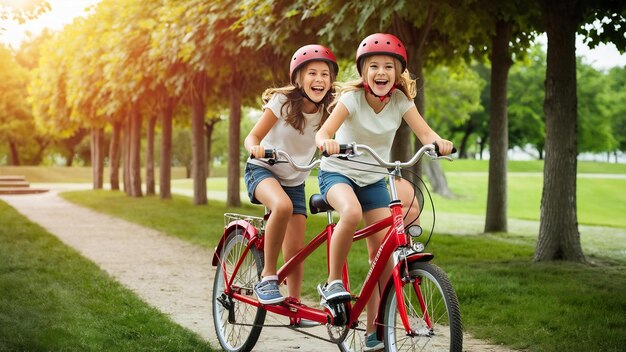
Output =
[
  {"x1": 0, "y1": 175, "x2": 48, "y2": 195},
  {"x1": 0, "y1": 188, "x2": 49, "y2": 195},
  {"x1": 0, "y1": 181, "x2": 30, "y2": 188},
  {"x1": 0, "y1": 175, "x2": 26, "y2": 182}
]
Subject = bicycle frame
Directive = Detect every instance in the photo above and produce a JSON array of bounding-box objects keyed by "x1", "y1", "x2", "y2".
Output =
[{"x1": 213, "y1": 175, "x2": 435, "y2": 336}]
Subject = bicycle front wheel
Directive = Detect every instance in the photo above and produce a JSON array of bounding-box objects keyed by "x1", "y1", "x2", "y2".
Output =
[
  {"x1": 382, "y1": 262, "x2": 462, "y2": 352},
  {"x1": 212, "y1": 229, "x2": 266, "y2": 352}
]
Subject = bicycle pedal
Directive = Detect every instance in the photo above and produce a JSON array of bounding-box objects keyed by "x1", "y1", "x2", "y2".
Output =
[{"x1": 323, "y1": 301, "x2": 349, "y2": 326}]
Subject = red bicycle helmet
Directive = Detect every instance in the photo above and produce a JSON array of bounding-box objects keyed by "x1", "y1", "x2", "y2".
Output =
[
  {"x1": 289, "y1": 44, "x2": 339, "y2": 84},
  {"x1": 356, "y1": 33, "x2": 407, "y2": 75}
]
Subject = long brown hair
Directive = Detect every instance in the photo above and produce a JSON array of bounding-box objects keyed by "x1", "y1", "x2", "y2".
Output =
[{"x1": 262, "y1": 62, "x2": 336, "y2": 134}]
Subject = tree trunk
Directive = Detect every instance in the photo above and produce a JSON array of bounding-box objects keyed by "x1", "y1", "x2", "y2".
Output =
[
  {"x1": 535, "y1": 0, "x2": 585, "y2": 263},
  {"x1": 122, "y1": 115, "x2": 131, "y2": 195},
  {"x1": 145, "y1": 113, "x2": 157, "y2": 196},
  {"x1": 32, "y1": 138, "x2": 49, "y2": 165},
  {"x1": 191, "y1": 74, "x2": 208, "y2": 205},
  {"x1": 8, "y1": 141, "x2": 20, "y2": 166},
  {"x1": 227, "y1": 69, "x2": 243, "y2": 207},
  {"x1": 484, "y1": 20, "x2": 513, "y2": 233},
  {"x1": 205, "y1": 118, "x2": 220, "y2": 178},
  {"x1": 62, "y1": 128, "x2": 87, "y2": 167},
  {"x1": 109, "y1": 120, "x2": 121, "y2": 190},
  {"x1": 160, "y1": 97, "x2": 175, "y2": 200},
  {"x1": 410, "y1": 55, "x2": 425, "y2": 183},
  {"x1": 478, "y1": 134, "x2": 488, "y2": 160},
  {"x1": 129, "y1": 107, "x2": 143, "y2": 197},
  {"x1": 458, "y1": 120, "x2": 475, "y2": 159},
  {"x1": 91, "y1": 127, "x2": 104, "y2": 190}
]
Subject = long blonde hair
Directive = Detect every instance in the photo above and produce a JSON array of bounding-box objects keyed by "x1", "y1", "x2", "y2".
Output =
[
  {"x1": 330, "y1": 56, "x2": 416, "y2": 111},
  {"x1": 262, "y1": 62, "x2": 336, "y2": 134}
]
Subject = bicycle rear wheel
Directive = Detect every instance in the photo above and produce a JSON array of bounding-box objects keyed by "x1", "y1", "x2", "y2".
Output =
[
  {"x1": 382, "y1": 262, "x2": 462, "y2": 352},
  {"x1": 212, "y1": 229, "x2": 266, "y2": 352}
]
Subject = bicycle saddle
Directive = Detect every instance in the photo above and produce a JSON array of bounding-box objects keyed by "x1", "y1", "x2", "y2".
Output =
[{"x1": 309, "y1": 194, "x2": 334, "y2": 214}]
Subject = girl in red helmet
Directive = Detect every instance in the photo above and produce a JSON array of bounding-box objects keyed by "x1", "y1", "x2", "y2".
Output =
[
  {"x1": 244, "y1": 44, "x2": 338, "y2": 305},
  {"x1": 315, "y1": 33, "x2": 453, "y2": 350}
]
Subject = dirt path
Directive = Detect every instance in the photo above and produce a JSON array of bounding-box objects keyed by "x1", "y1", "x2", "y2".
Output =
[{"x1": 1, "y1": 186, "x2": 516, "y2": 352}]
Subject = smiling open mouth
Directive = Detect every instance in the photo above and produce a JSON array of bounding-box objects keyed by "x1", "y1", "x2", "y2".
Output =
[{"x1": 374, "y1": 79, "x2": 388, "y2": 86}]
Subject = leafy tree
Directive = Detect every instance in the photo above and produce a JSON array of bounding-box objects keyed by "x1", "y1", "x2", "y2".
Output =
[
  {"x1": 535, "y1": 0, "x2": 626, "y2": 263},
  {"x1": 0, "y1": 45, "x2": 32, "y2": 165},
  {"x1": 29, "y1": 33, "x2": 84, "y2": 165},
  {"x1": 508, "y1": 44, "x2": 546, "y2": 158},
  {"x1": 600, "y1": 66, "x2": 626, "y2": 159},
  {"x1": 455, "y1": 62, "x2": 491, "y2": 160},
  {"x1": 424, "y1": 63, "x2": 485, "y2": 193},
  {"x1": 577, "y1": 61, "x2": 616, "y2": 154},
  {"x1": 0, "y1": 0, "x2": 49, "y2": 25},
  {"x1": 151, "y1": 0, "x2": 274, "y2": 206},
  {"x1": 424, "y1": 63, "x2": 485, "y2": 138},
  {"x1": 457, "y1": 0, "x2": 540, "y2": 233}
]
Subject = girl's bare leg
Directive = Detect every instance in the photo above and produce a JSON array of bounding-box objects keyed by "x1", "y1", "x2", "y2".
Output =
[
  {"x1": 254, "y1": 178, "x2": 293, "y2": 277},
  {"x1": 282, "y1": 214, "x2": 306, "y2": 299},
  {"x1": 325, "y1": 183, "x2": 362, "y2": 282},
  {"x1": 363, "y1": 208, "x2": 393, "y2": 335}
]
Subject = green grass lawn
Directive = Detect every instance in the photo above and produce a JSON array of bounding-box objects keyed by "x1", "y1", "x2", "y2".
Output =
[
  {"x1": 0, "y1": 200, "x2": 214, "y2": 352},
  {"x1": 2, "y1": 159, "x2": 624, "y2": 183},
  {"x1": 439, "y1": 158, "x2": 626, "y2": 174},
  {"x1": 175, "y1": 171, "x2": 626, "y2": 229},
  {"x1": 59, "y1": 190, "x2": 626, "y2": 352}
]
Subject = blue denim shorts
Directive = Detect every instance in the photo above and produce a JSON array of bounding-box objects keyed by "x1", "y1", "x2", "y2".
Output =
[
  {"x1": 318, "y1": 170, "x2": 390, "y2": 211},
  {"x1": 244, "y1": 163, "x2": 307, "y2": 216}
]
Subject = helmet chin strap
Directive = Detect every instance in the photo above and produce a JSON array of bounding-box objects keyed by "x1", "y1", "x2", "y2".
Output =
[
  {"x1": 300, "y1": 89, "x2": 323, "y2": 109},
  {"x1": 364, "y1": 82, "x2": 396, "y2": 102}
]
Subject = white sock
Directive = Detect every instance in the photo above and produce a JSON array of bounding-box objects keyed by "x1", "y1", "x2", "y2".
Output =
[
  {"x1": 328, "y1": 279, "x2": 343, "y2": 286},
  {"x1": 262, "y1": 275, "x2": 278, "y2": 282}
]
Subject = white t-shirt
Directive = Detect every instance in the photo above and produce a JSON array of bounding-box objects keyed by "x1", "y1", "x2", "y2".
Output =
[
  {"x1": 320, "y1": 89, "x2": 414, "y2": 186},
  {"x1": 248, "y1": 93, "x2": 321, "y2": 187}
]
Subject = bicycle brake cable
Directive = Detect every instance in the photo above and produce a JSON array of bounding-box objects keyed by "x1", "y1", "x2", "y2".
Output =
[{"x1": 332, "y1": 157, "x2": 436, "y2": 247}]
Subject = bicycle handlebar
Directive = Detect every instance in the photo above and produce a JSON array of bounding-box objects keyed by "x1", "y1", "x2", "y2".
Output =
[
  {"x1": 250, "y1": 149, "x2": 320, "y2": 172},
  {"x1": 332, "y1": 143, "x2": 455, "y2": 169},
  {"x1": 251, "y1": 142, "x2": 454, "y2": 173}
]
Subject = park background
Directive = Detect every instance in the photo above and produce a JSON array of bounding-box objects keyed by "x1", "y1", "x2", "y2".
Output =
[{"x1": 1, "y1": 0, "x2": 626, "y2": 351}]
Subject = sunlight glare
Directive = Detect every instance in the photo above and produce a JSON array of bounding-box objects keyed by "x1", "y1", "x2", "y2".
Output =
[{"x1": 3, "y1": 0, "x2": 41, "y2": 10}]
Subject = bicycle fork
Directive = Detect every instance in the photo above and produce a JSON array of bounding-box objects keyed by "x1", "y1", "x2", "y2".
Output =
[{"x1": 388, "y1": 250, "x2": 435, "y2": 337}]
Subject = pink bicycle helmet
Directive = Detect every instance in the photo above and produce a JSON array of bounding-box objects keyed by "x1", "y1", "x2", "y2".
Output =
[
  {"x1": 356, "y1": 33, "x2": 408, "y2": 75},
  {"x1": 289, "y1": 44, "x2": 339, "y2": 84}
]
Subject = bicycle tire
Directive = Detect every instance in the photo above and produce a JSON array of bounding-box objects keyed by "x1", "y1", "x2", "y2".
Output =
[
  {"x1": 382, "y1": 262, "x2": 462, "y2": 352},
  {"x1": 212, "y1": 229, "x2": 266, "y2": 352}
]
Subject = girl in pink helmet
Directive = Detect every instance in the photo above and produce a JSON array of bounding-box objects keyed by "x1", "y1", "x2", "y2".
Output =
[
  {"x1": 244, "y1": 44, "x2": 338, "y2": 305},
  {"x1": 315, "y1": 33, "x2": 453, "y2": 350}
]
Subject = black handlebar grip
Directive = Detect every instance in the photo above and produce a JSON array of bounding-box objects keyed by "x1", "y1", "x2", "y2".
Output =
[
  {"x1": 250, "y1": 149, "x2": 275, "y2": 159},
  {"x1": 433, "y1": 142, "x2": 457, "y2": 156},
  {"x1": 322, "y1": 144, "x2": 351, "y2": 157}
]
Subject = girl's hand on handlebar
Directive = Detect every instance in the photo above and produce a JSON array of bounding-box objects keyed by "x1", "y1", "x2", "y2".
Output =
[
  {"x1": 249, "y1": 145, "x2": 266, "y2": 159},
  {"x1": 433, "y1": 138, "x2": 454, "y2": 156},
  {"x1": 319, "y1": 139, "x2": 340, "y2": 155}
]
